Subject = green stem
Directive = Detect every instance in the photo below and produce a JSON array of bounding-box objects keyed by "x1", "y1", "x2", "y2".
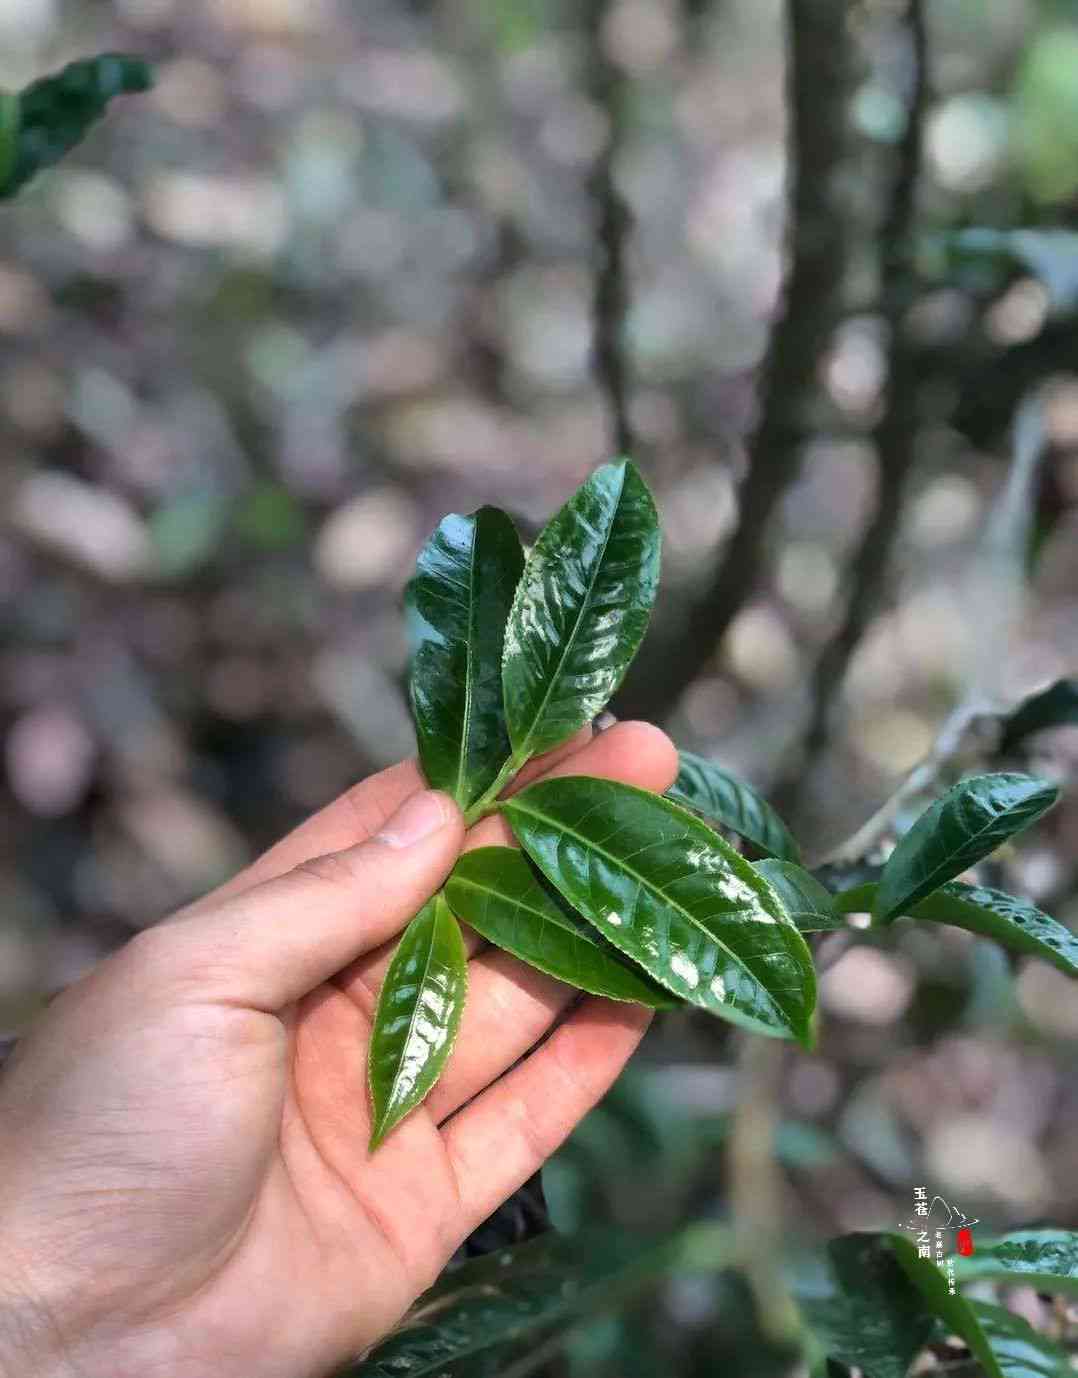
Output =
[{"x1": 462, "y1": 754, "x2": 525, "y2": 827}]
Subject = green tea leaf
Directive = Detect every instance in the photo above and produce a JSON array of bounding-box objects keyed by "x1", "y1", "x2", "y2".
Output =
[
  {"x1": 407, "y1": 508, "x2": 524, "y2": 810},
  {"x1": 668, "y1": 752, "x2": 800, "y2": 861},
  {"x1": 834, "y1": 880, "x2": 1078, "y2": 976},
  {"x1": 873, "y1": 774, "x2": 1060, "y2": 924},
  {"x1": 1, "y1": 55, "x2": 153, "y2": 200},
  {"x1": 501, "y1": 777, "x2": 817, "y2": 1045},
  {"x1": 830, "y1": 883, "x2": 877, "y2": 915},
  {"x1": 965, "y1": 1300, "x2": 1071, "y2": 1378},
  {"x1": 445, "y1": 847, "x2": 676, "y2": 1008},
  {"x1": 800, "y1": 1234, "x2": 935, "y2": 1378},
  {"x1": 1000, "y1": 679, "x2": 1078, "y2": 753},
  {"x1": 503, "y1": 461, "x2": 660, "y2": 760},
  {"x1": 954, "y1": 1230, "x2": 1078, "y2": 1296},
  {"x1": 910, "y1": 882, "x2": 1078, "y2": 978},
  {"x1": 368, "y1": 895, "x2": 468, "y2": 1149},
  {"x1": 346, "y1": 1229, "x2": 692, "y2": 1377},
  {"x1": 890, "y1": 1233, "x2": 1070, "y2": 1378},
  {"x1": 753, "y1": 860, "x2": 846, "y2": 933}
]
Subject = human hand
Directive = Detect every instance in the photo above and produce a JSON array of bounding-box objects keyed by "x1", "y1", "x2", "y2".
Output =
[{"x1": 0, "y1": 721, "x2": 677, "y2": 1378}]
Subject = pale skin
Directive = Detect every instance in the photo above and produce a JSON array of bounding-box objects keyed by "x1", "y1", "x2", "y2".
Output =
[{"x1": 0, "y1": 721, "x2": 678, "y2": 1378}]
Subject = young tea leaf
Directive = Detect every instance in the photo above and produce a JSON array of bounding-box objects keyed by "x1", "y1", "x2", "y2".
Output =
[
  {"x1": 668, "y1": 752, "x2": 801, "y2": 862},
  {"x1": 501, "y1": 777, "x2": 817, "y2": 1045},
  {"x1": 754, "y1": 860, "x2": 846, "y2": 933},
  {"x1": 873, "y1": 774, "x2": 1060, "y2": 924},
  {"x1": 799, "y1": 1233, "x2": 935, "y2": 1378},
  {"x1": 890, "y1": 1232, "x2": 1071, "y2": 1378},
  {"x1": 953, "y1": 1230, "x2": 1078, "y2": 1296},
  {"x1": 445, "y1": 847, "x2": 677, "y2": 1008},
  {"x1": 503, "y1": 461, "x2": 660, "y2": 761},
  {"x1": 407, "y1": 507, "x2": 524, "y2": 811},
  {"x1": 1, "y1": 55, "x2": 153, "y2": 200},
  {"x1": 368, "y1": 894, "x2": 467, "y2": 1149},
  {"x1": 835, "y1": 879, "x2": 1078, "y2": 975}
]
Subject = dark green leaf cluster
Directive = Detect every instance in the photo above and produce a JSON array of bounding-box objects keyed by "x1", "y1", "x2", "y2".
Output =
[
  {"x1": 368, "y1": 463, "x2": 1070, "y2": 1149},
  {"x1": 346, "y1": 1227, "x2": 693, "y2": 1377},
  {"x1": 803, "y1": 1229, "x2": 1078, "y2": 1377},
  {"x1": 348, "y1": 1223, "x2": 1078, "y2": 1377},
  {"x1": 0, "y1": 54, "x2": 152, "y2": 201}
]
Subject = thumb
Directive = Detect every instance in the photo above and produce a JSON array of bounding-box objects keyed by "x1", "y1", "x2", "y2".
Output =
[{"x1": 151, "y1": 790, "x2": 464, "y2": 1009}]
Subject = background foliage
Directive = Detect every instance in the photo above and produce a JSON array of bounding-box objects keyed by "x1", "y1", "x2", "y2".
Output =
[{"x1": 1, "y1": 0, "x2": 1078, "y2": 1372}]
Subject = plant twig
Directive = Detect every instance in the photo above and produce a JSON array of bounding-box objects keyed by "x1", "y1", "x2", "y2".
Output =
[
  {"x1": 798, "y1": 0, "x2": 929, "y2": 765},
  {"x1": 586, "y1": 0, "x2": 634, "y2": 458},
  {"x1": 616, "y1": 0, "x2": 851, "y2": 723}
]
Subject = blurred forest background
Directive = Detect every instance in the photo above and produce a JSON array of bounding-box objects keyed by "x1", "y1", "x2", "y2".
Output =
[{"x1": 2, "y1": 0, "x2": 1078, "y2": 1372}]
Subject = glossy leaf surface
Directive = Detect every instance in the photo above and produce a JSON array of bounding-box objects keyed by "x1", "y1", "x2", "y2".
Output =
[
  {"x1": 954, "y1": 1230, "x2": 1078, "y2": 1295},
  {"x1": 1000, "y1": 678, "x2": 1078, "y2": 753},
  {"x1": 834, "y1": 881, "x2": 1078, "y2": 976},
  {"x1": 0, "y1": 55, "x2": 152, "y2": 200},
  {"x1": 368, "y1": 895, "x2": 467, "y2": 1149},
  {"x1": 668, "y1": 752, "x2": 801, "y2": 861},
  {"x1": 503, "y1": 461, "x2": 660, "y2": 760},
  {"x1": 873, "y1": 774, "x2": 1060, "y2": 924},
  {"x1": 800, "y1": 1234, "x2": 934, "y2": 1378},
  {"x1": 407, "y1": 507, "x2": 524, "y2": 810},
  {"x1": 754, "y1": 860, "x2": 845, "y2": 932},
  {"x1": 891, "y1": 1233, "x2": 1069, "y2": 1378},
  {"x1": 445, "y1": 847, "x2": 676, "y2": 1007},
  {"x1": 347, "y1": 1229, "x2": 681, "y2": 1377},
  {"x1": 502, "y1": 777, "x2": 817, "y2": 1044}
]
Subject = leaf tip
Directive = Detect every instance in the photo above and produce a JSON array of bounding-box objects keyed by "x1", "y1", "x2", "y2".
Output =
[{"x1": 368, "y1": 1112, "x2": 395, "y2": 1153}]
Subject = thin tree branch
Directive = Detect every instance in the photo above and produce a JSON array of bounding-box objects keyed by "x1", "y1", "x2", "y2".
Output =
[
  {"x1": 586, "y1": 0, "x2": 634, "y2": 458},
  {"x1": 616, "y1": 0, "x2": 851, "y2": 723},
  {"x1": 797, "y1": 0, "x2": 929, "y2": 765}
]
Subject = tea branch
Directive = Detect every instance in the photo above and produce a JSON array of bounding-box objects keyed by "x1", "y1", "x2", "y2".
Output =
[
  {"x1": 617, "y1": 0, "x2": 851, "y2": 722},
  {"x1": 799, "y1": 0, "x2": 928, "y2": 764},
  {"x1": 586, "y1": 0, "x2": 634, "y2": 457}
]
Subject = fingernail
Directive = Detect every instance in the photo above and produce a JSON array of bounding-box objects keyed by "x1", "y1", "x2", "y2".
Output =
[{"x1": 377, "y1": 791, "x2": 451, "y2": 849}]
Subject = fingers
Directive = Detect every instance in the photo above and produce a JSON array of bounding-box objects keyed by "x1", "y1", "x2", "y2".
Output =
[
  {"x1": 442, "y1": 998, "x2": 652, "y2": 1238},
  {"x1": 188, "y1": 760, "x2": 425, "y2": 912},
  {"x1": 147, "y1": 790, "x2": 464, "y2": 1009},
  {"x1": 338, "y1": 721, "x2": 678, "y2": 997}
]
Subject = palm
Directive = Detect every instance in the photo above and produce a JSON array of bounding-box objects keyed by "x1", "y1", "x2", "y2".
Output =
[
  {"x1": 0, "y1": 723, "x2": 675, "y2": 1378},
  {"x1": 146, "y1": 985, "x2": 467, "y2": 1378}
]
